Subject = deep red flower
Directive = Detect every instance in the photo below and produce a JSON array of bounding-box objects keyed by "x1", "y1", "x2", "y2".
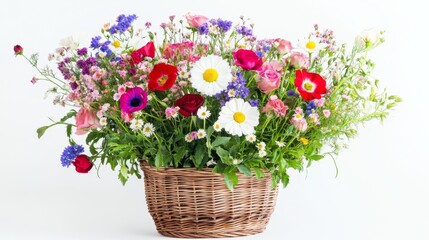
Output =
[
  {"x1": 13, "y1": 45, "x2": 23, "y2": 55},
  {"x1": 148, "y1": 63, "x2": 178, "y2": 91},
  {"x1": 294, "y1": 70, "x2": 327, "y2": 101},
  {"x1": 130, "y1": 41, "x2": 155, "y2": 65},
  {"x1": 232, "y1": 49, "x2": 263, "y2": 70},
  {"x1": 174, "y1": 94, "x2": 204, "y2": 117},
  {"x1": 73, "y1": 155, "x2": 93, "y2": 173}
]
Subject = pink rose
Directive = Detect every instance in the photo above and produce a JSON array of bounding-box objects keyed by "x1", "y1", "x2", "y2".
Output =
[
  {"x1": 263, "y1": 95, "x2": 288, "y2": 117},
  {"x1": 275, "y1": 38, "x2": 292, "y2": 54},
  {"x1": 289, "y1": 52, "x2": 310, "y2": 69},
  {"x1": 233, "y1": 49, "x2": 263, "y2": 71},
  {"x1": 75, "y1": 106, "x2": 100, "y2": 135},
  {"x1": 185, "y1": 13, "x2": 209, "y2": 28},
  {"x1": 256, "y1": 62, "x2": 282, "y2": 94}
]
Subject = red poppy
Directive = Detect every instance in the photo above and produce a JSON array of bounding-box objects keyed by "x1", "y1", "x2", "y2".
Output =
[
  {"x1": 130, "y1": 41, "x2": 155, "y2": 65},
  {"x1": 148, "y1": 63, "x2": 178, "y2": 91},
  {"x1": 294, "y1": 70, "x2": 327, "y2": 101}
]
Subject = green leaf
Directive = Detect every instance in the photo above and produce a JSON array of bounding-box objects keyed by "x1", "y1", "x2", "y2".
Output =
[
  {"x1": 194, "y1": 142, "x2": 206, "y2": 167},
  {"x1": 206, "y1": 126, "x2": 214, "y2": 139},
  {"x1": 308, "y1": 154, "x2": 324, "y2": 161},
  {"x1": 86, "y1": 131, "x2": 99, "y2": 145},
  {"x1": 119, "y1": 165, "x2": 129, "y2": 185},
  {"x1": 60, "y1": 110, "x2": 77, "y2": 122},
  {"x1": 174, "y1": 148, "x2": 187, "y2": 167},
  {"x1": 37, "y1": 125, "x2": 53, "y2": 139},
  {"x1": 253, "y1": 168, "x2": 265, "y2": 179},
  {"x1": 211, "y1": 136, "x2": 231, "y2": 148},
  {"x1": 155, "y1": 148, "x2": 162, "y2": 168},
  {"x1": 237, "y1": 164, "x2": 252, "y2": 176},
  {"x1": 281, "y1": 172, "x2": 290, "y2": 187},
  {"x1": 66, "y1": 124, "x2": 72, "y2": 138},
  {"x1": 216, "y1": 147, "x2": 229, "y2": 162},
  {"x1": 224, "y1": 171, "x2": 238, "y2": 191}
]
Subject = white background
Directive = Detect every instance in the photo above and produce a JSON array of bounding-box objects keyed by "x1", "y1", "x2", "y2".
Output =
[{"x1": 1, "y1": 0, "x2": 427, "y2": 239}]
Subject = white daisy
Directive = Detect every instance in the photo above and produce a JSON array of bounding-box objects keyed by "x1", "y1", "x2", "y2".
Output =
[
  {"x1": 258, "y1": 150, "x2": 267, "y2": 157},
  {"x1": 298, "y1": 36, "x2": 325, "y2": 53},
  {"x1": 217, "y1": 98, "x2": 259, "y2": 136},
  {"x1": 130, "y1": 119, "x2": 144, "y2": 132},
  {"x1": 99, "y1": 117, "x2": 107, "y2": 126},
  {"x1": 189, "y1": 55, "x2": 233, "y2": 96},
  {"x1": 213, "y1": 121, "x2": 222, "y2": 132},
  {"x1": 142, "y1": 123, "x2": 155, "y2": 137},
  {"x1": 197, "y1": 129, "x2": 206, "y2": 139},
  {"x1": 197, "y1": 106, "x2": 211, "y2": 120},
  {"x1": 256, "y1": 142, "x2": 266, "y2": 150},
  {"x1": 245, "y1": 134, "x2": 256, "y2": 143},
  {"x1": 185, "y1": 133, "x2": 193, "y2": 142},
  {"x1": 276, "y1": 141, "x2": 285, "y2": 148},
  {"x1": 206, "y1": 159, "x2": 216, "y2": 166}
]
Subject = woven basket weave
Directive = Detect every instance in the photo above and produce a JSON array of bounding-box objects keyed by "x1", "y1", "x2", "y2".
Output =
[{"x1": 140, "y1": 162, "x2": 279, "y2": 238}]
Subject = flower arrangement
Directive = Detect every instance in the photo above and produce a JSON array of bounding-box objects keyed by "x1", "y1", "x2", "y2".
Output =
[{"x1": 16, "y1": 14, "x2": 400, "y2": 189}]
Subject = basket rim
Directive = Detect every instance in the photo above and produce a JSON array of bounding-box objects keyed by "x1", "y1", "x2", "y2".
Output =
[{"x1": 139, "y1": 160, "x2": 271, "y2": 178}]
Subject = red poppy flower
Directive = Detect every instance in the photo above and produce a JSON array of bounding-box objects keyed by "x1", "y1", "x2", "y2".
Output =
[
  {"x1": 148, "y1": 63, "x2": 178, "y2": 91},
  {"x1": 130, "y1": 41, "x2": 155, "y2": 65},
  {"x1": 294, "y1": 70, "x2": 327, "y2": 101}
]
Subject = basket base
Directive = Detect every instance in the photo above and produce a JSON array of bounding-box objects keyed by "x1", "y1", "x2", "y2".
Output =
[{"x1": 157, "y1": 228, "x2": 266, "y2": 238}]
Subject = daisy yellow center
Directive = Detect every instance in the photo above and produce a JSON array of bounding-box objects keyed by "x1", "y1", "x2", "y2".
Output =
[
  {"x1": 233, "y1": 112, "x2": 246, "y2": 123},
  {"x1": 303, "y1": 80, "x2": 315, "y2": 91},
  {"x1": 158, "y1": 75, "x2": 168, "y2": 85},
  {"x1": 203, "y1": 68, "x2": 218, "y2": 82},
  {"x1": 113, "y1": 40, "x2": 121, "y2": 48},
  {"x1": 306, "y1": 41, "x2": 316, "y2": 50}
]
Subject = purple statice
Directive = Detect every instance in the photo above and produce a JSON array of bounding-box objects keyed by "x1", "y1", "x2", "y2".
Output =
[
  {"x1": 306, "y1": 100, "x2": 317, "y2": 115},
  {"x1": 90, "y1": 36, "x2": 102, "y2": 49},
  {"x1": 263, "y1": 45, "x2": 271, "y2": 52},
  {"x1": 249, "y1": 99, "x2": 259, "y2": 107},
  {"x1": 77, "y1": 48, "x2": 88, "y2": 56},
  {"x1": 198, "y1": 22, "x2": 209, "y2": 35},
  {"x1": 215, "y1": 72, "x2": 249, "y2": 105},
  {"x1": 60, "y1": 144, "x2": 84, "y2": 167},
  {"x1": 287, "y1": 90, "x2": 298, "y2": 97},
  {"x1": 236, "y1": 25, "x2": 253, "y2": 36},
  {"x1": 215, "y1": 18, "x2": 232, "y2": 32},
  {"x1": 57, "y1": 61, "x2": 71, "y2": 80},
  {"x1": 70, "y1": 82, "x2": 78, "y2": 90},
  {"x1": 63, "y1": 57, "x2": 71, "y2": 63},
  {"x1": 109, "y1": 14, "x2": 137, "y2": 34},
  {"x1": 77, "y1": 57, "x2": 98, "y2": 75}
]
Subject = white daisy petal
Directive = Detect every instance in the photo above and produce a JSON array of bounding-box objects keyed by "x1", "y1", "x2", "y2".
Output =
[
  {"x1": 190, "y1": 55, "x2": 232, "y2": 96},
  {"x1": 216, "y1": 98, "x2": 260, "y2": 136}
]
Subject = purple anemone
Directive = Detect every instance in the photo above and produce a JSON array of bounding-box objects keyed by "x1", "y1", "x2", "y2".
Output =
[{"x1": 119, "y1": 87, "x2": 148, "y2": 114}]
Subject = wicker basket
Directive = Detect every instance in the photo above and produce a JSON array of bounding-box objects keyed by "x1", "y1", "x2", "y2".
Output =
[{"x1": 140, "y1": 162, "x2": 279, "y2": 238}]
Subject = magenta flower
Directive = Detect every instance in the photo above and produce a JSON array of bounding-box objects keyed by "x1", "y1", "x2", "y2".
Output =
[{"x1": 119, "y1": 87, "x2": 148, "y2": 114}]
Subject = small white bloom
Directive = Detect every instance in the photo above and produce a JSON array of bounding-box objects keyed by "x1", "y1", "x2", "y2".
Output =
[
  {"x1": 207, "y1": 159, "x2": 216, "y2": 166},
  {"x1": 99, "y1": 117, "x2": 107, "y2": 126},
  {"x1": 59, "y1": 36, "x2": 80, "y2": 50},
  {"x1": 232, "y1": 159, "x2": 239, "y2": 165},
  {"x1": 245, "y1": 134, "x2": 257, "y2": 143},
  {"x1": 142, "y1": 123, "x2": 155, "y2": 137},
  {"x1": 227, "y1": 89, "x2": 236, "y2": 98},
  {"x1": 258, "y1": 150, "x2": 267, "y2": 157},
  {"x1": 197, "y1": 129, "x2": 207, "y2": 139},
  {"x1": 217, "y1": 98, "x2": 259, "y2": 136},
  {"x1": 257, "y1": 142, "x2": 266, "y2": 150},
  {"x1": 197, "y1": 106, "x2": 211, "y2": 120},
  {"x1": 185, "y1": 134, "x2": 193, "y2": 142},
  {"x1": 298, "y1": 36, "x2": 325, "y2": 54},
  {"x1": 98, "y1": 51, "x2": 106, "y2": 58},
  {"x1": 355, "y1": 29, "x2": 383, "y2": 51},
  {"x1": 133, "y1": 111, "x2": 143, "y2": 117},
  {"x1": 213, "y1": 121, "x2": 222, "y2": 132},
  {"x1": 276, "y1": 141, "x2": 285, "y2": 148},
  {"x1": 130, "y1": 119, "x2": 144, "y2": 131}
]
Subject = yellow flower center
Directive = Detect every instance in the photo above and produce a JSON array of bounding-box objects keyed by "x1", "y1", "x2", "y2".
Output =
[
  {"x1": 203, "y1": 68, "x2": 218, "y2": 82},
  {"x1": 300, "y1": 137, "x2": 309, "y2": 145},
  {"x1": 233, "y1": 112, "x2": 246, "y2": 123},
  {"x1": 303, "y1": 80, "x2": 315, "y2": 91},
  {"x1": 306, "y1": 41, "x2": 316, "y2": 50},
  {"x1": 113, "y1": 40, "x2": 121, "y2": 48},
  {"x1": 158, "y1": 75, "x2": 168, "y2": 85}
]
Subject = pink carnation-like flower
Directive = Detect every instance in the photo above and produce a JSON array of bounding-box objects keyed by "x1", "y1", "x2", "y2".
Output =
[
  {"x1": 275, "y1": 38, "x2": 293, "y2": 54},
  {"x1": 323, "y1": 109, "x2": 331, "y2": 118},
  {"x1": 291, "y1": 118, "x2": 308, "y2": 132},
  {"x1": 263, "y1": 95, "x2": 288, "y2": 117},
  {"x1": 75, "y1": 106, "x2": 100, "y2": 135},
  {"x1": 185, "y1": 13, "x2": 209, "y2": 28},
  {"x1": 256, "y1": 62, "x2": 282, "y2": 94},
  {"x1": 289, "y1": 51, "x2": 310, "y2": 69},
  {"x1": 165, "y1": 106, "x2": 180, "y2": 119}
]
